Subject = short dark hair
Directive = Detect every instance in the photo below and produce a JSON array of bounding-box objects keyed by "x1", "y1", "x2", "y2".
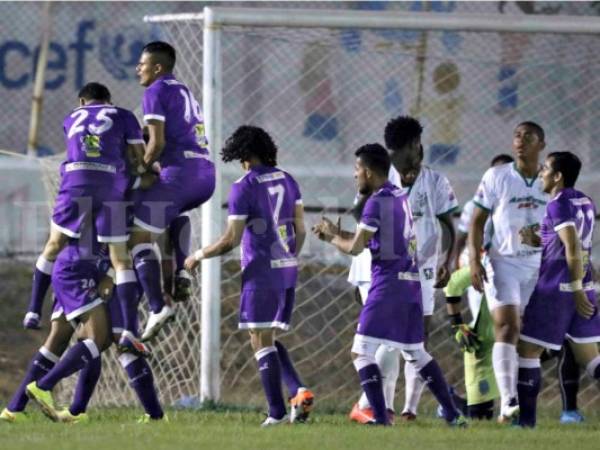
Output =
[
  {"x1": 143, "y1": 41, "x2": 176, "y2": 71},
  {"x1": 384, "y1": 116, "x2": 423, "y2": 152},
  {"x1": 355, "y1": 143, "x2": 391, "y2": 177},
  {"x1": 490, "y1": 153, "x2": 514, "y2": 166},
  {"x1": 517, "y1": 121, "x2": 545, "y2": 142},
  {"x1": 221, "y1": 125, "x2": 278, "y2": 167},
  {"x1": 78, "y1": 82, "x2": 111, "y2": 102},
  {"x1": 547, "y1": 151, "x2": 581, "y2": 188}
]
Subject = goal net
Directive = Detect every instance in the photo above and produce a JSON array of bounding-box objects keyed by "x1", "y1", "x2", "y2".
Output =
[{"x1": 46, "y1": 6, "x2": 600, "y2": 412}]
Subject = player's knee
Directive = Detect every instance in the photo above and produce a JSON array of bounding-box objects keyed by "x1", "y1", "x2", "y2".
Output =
[
  {"x1": 352, "y1": 354, "x2": 376, "y2": 371},
  {"x1": 494, "y1": 320, "x2": 519, "y2": 342},
  {"x1": 400, "y1": 348, "x2": 432, "y2": 371},
  {"x1": 585, "y1": 355, "x2": 600, "y2": 380}
]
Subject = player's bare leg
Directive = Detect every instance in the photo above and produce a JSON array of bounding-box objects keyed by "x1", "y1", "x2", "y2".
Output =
[
  {"x1": 24, "y1": 227, "x2": 70, "y2": 329},
  {"x1": 492, "y1": 304, "x2": 520, "y2": 422}
]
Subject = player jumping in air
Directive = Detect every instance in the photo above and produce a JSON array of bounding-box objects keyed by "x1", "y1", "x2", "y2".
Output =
[
  {"x1": 516, "y1": 151, "x2": 600, "y2": 428},
  {"x1": 184, "y1": 125, "x2": 313, "y2": 427},
  {"x1": 348, "y1": 117, "x2": 459, "y2": 422},
  {"x1": 468, "y1": 122, "x2": 548, "y2": 422},
  {"x1": 314, "y1": 143, "x2": 465, "y2": 427},
  {"x1": 130, "y1": 41, "x2": 216, "y2": 342}
]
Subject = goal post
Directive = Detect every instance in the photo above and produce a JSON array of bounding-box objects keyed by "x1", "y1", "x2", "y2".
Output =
[{"x1": 126, "y1": 6, "x2": 600, "y2": 410}]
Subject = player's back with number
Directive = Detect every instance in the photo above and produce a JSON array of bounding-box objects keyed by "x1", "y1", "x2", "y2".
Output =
[
  {"x1": 63, "y1": 103, "x2": 141, "y2": 185},
  {"x1": 229, "y1": 166, "x2": 302, "y2": 289},
  {"x1": 142, "y1": 75, "x2": 209, "y2": 166}
]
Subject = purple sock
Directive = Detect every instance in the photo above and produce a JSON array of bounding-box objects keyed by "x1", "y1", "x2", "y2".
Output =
[
  {"x1": 274, "y1": 340, "x2": 303, "y2": 397},
  {"x1": 169, "y1": 215, "x2": 191, "y2": 272},
  {"x1": 8, "y1": 348, "x2": 58, "y2": 412},
  {"x1": 28, "y1": 256, "x2": 54, "y2": 314},
  {"x1": 121, "y1": 354, "x2": 163, "y2": 419},
  {"x1": 70, "y1": 356, "x2": 102, "y2": 415},
  {"x1": 116, "y1": 270, "x2": 141, "y2": 334},
  {"x1": 357, "y1": 364, "x2": 388, "y2": 424},
  {"x1": 419, "y1": 360, "x2": 459, "y2": 422},
  {"x1": 133, "y1": 245, "x2": 165, "y2": 313},
  {"x1": 517, "y1": 360, "x2": 541, "y2": 427},
  {"x1": 256, "y1": 347, "x2": 286, "y2": 420},
  {"x1": 37, "y1": 340, "x2": 99, "y2": 391}
]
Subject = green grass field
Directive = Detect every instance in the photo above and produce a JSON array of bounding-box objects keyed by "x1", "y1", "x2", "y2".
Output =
[{"x1": 2, "y1": 409, "x2": 600, "y2": 450}]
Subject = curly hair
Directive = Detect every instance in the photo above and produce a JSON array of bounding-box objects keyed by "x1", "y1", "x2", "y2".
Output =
[
  {"x1": 221, "y1": 125, "x2": 278, "y2": 167},
  {"x1": 384, "y1": 116, "x2": 423, "y2": 152}
]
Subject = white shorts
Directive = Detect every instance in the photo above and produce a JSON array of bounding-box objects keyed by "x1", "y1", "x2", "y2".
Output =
[{"x1": 483, "y1": 256, "x2": 539, "y2": 315}]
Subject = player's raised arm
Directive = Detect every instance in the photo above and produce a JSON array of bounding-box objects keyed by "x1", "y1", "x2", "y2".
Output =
[{"x1": 313, "y1": 216, "x2": 372, "y2": 256}]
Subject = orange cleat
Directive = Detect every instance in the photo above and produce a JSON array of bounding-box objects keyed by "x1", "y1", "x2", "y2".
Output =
[
  {"x1": 349, "y1": 403, "x2": 375, "y2": 424},
  {"x1": 289, "y1": 388, "x2": 314, "y2": 423}
]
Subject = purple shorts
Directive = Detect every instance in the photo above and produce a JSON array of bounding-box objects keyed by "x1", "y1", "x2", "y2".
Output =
[
  {"x1": 132, "y1": 160, "x2": 215, "y2": 233},
  {"x1": 521, "y1": 285, "x2": 600, "y2": 350},
  {"x1": 51, "y1": 260, "x2": 103, "y2": 321},
  {"x1": 238, "y1": 287, "x2": 295, "y2": 331},
  {"x1": 52, "y1": 181, "x2": 129, "y2": 243},
  {"x1": 356, "y1": 278, "x2": 424, "y2": 349}
]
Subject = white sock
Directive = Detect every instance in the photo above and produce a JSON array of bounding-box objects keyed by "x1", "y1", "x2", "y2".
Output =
[
  {"x1": 376, "y1": 345, "x2": 400, "y2": 411},
  {"x1": 403, "y1": 359, "x2": 425, "y2": 414},
  {"x1": 492, "y1": 342, "x2": 518, "y2": 410}
]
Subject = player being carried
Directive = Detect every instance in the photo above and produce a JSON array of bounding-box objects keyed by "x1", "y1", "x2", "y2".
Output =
[
  {"x1": 347, "y1": 116, "x2": 459, "y2": 422},
  {"x1": 23, "y1": 82, "x2": 148, "y2": 356},
  {"x1": 468, "y1": 121, "x2": 548, "y2": 422},
  {"x1": 314, "y1": 143, "x2": 465, "y2": 426},
  {"x1": 130, "y1": 41, "x2": 216, "y2": 342},
  {"x1": 184, "y1": 125, "x2": 313, "y2": 427},
  {"x1": 516, "y1": 151, "x2": 600, "y2": 427}
]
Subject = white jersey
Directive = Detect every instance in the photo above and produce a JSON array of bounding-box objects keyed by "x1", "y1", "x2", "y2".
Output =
[
  {"x1": 473, "y1": 162, "x2": 548, "y2": 266},
  {"x1": 457, "y1": 199, "x2": 495, "y2": 267},
  {"x1": 348, "y1": 165, "x2": 459, "y2": 285}
]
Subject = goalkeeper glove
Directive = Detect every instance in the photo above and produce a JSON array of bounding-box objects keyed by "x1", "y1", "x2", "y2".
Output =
[{"x1": 449, "y1": 313, "x2": 480, "y2": 353}]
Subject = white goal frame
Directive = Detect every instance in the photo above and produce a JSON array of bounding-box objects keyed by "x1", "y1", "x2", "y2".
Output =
[{"x1": 144, "y1": 6, "x2": 600, "y2": 404}]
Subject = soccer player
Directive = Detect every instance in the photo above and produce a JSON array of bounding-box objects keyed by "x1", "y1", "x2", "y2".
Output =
[
  {"x1": 468, "y1": 121, "x2": 548, "y2": 422},
  {"x1": 516, "y1": 151, "x2": 600, "y2": 428},
  {"x1": 348, "y1": 116, "x2": 459, "y2": 421},
  {"x1": 23, "y1": 82, "x2": 146, "y2": 355},
  {"x1": 184, "y1": 125, "x2": 313, "y2": 427},
  {"x1": 314, "y1": 143, "x2": 465, "y2": 426},
  {"x1": 130, "y1": 41, "x2": 215, "y2": 341}
]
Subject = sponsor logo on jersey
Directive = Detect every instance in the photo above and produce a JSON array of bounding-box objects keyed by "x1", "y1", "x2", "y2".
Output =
[{"x1": 509, "y1": 195, "x2": 546, "y2": 209}]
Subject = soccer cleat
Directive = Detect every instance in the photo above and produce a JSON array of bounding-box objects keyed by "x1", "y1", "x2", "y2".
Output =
[
  {"x1": 289, "y1": 387, "x2": 314, "y2": 423},
  {"x1": 448, "y1": 414, "x2": 468, "y2": 428},
  {"x1": 498, "y1": 398, "x2": 519, "y2": 424},
  {"x1": 0, "y1": 408, "x2": 30, "y2": 423},
  {"x1": 560, "y1": 410, "x2": 584, "y2": 424},
  {"x1": 141, "y1": 305, "x2": 175, "y2": 342},
  {"x1": 261, "y1": 415, "x2": 289, "y2": 428},
  {"x1": 349, "y1": 403, "x2": 374, "y2": 424},
  {"x1": 386, "y1": 409, "x2": 395, "y2": 425},
  {"x1": 26, "y1": 382, "x2": 58, "y2": 422},
  {"x1": 137, "y1": 413, "x2": 169, "y2": 424},
  {"x1": 119, "y1": 330, "x2": 151, "y2": 358},
  {"x1": 23, "y1": 312, "x2": 41, "y2": 330},
  {"x1": 56, "y1": 409, "x2": 89, "y2": 424},
  {"x1": 400, "y1": 410, "x2": 417, "y2": 422},
  {"x1": 173, "y1": 275, "x2": 192, "y2": 303}
]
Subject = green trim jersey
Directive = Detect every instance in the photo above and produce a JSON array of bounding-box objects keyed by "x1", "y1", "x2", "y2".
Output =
[{"x1": 473, "y1": 162, "x2": 548, "y2": 264}]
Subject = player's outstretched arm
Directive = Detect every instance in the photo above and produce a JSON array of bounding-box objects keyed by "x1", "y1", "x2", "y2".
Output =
[
  {"x1": 144, "y1": 120, "x2": 165, "y2": 167},
  {"x1": 468, "y1": 206, "x2": 489, "y2": 292},
  {"x1": 184, "y1": 219, "x2": 245, "y2": 271},
  {"x1": 558, "y1": 225, "x2": 595, "y2": 319},
  {"x1": 294, "y1": 203, "x2": 306, "y2": 256},
  {"x1": 312, "y1": 217, "x2": 373, "y2": 256}
]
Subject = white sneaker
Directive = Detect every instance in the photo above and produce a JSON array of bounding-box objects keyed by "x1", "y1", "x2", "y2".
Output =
[
  {"x1": 141, "y1": 306, "x2": 175, "y2": 341},
  {"x1": 498, "y1": 399, "x2": 520, "y2": 424},
  {"x1": 261, "y1": 415, "x2": 289, "y2": 428}
]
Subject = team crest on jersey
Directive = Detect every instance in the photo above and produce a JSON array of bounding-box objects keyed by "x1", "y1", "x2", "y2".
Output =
[
  {"x1": 195, "y1": 123, "x2": 208, "y2": 146},
  {"x1": 82, "y1": 135, "x2": 101, "y2": 157}
]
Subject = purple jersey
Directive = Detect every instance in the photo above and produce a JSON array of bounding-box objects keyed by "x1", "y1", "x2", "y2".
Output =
[
  {"x1": 228, "y1": 165, "x2": 302, "y2": 290},
  {"x1": 62, "y1": 104, "x2": 143, "y2": 187},
  {"x1": 359, "y1": 181, "x2": 420, "y2": 291},
  {"x1": 142, "y1": 74, "x2": 209, "y2": 168},
  {"x1": 537, "y1": 188, "x2": 596, "y2": 290}
]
